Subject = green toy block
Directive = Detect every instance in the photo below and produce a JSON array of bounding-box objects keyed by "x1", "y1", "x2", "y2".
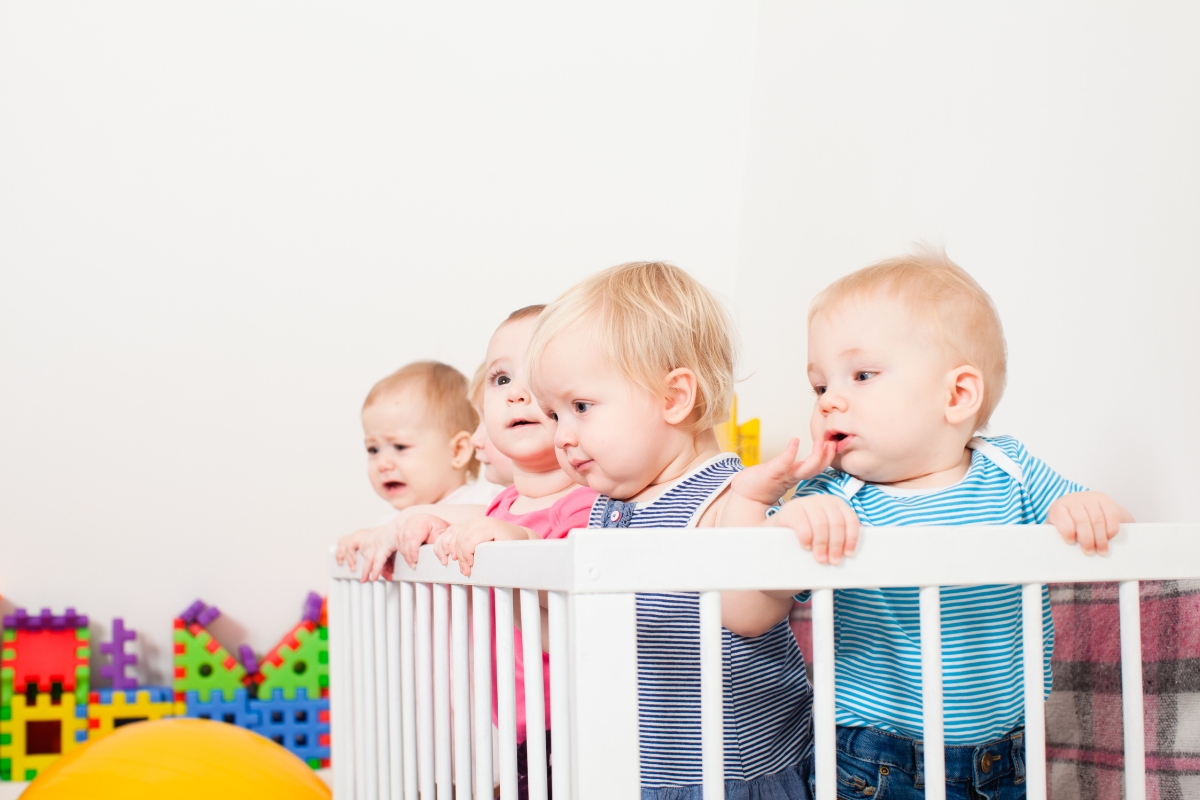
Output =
[
  {"x1": 172, "y1": 620, "x2": 246, "y2": 704},
  {"x1": 257, "y1": 622, "x2": 329, "y2": 701},
  {"x1": 1, "y1": 757, "x2": 10, "y2": 782}
]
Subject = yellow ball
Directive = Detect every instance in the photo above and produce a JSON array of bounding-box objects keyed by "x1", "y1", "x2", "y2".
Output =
[{"x1": 23, "y1": 718, "x2": 332, "y2": 800}]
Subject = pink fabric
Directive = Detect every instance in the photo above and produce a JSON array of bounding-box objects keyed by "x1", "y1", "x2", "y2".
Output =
[{"x1": 487, "y1": 485, "x2": 597, "y2": 743}]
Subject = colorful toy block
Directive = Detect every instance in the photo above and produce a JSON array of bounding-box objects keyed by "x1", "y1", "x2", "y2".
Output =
[
  {"x1": 714, "y1": 395, "x2": 761, "y2": 467},
  {"x1": 0, "y1": 693, "x2": 87, "y2": 781},
  {"x1": 86, "y1": 687, "x2": 177, "y2": 742},
  {"x1": 1, "y1": 608, "x2": 90, "y2": 709},
  {"x1": 256, "y1": 620, "x2": 328, "y2": 701},
  {"x1": 182, "y1": 688, "x2": 260, "y2": 729},
  {"x1": 249, "y1": 688, "x2": 330, "y2": 769},
  {"x1": 99, "y1": 617, "x2": 138, "y2": 690},
  {"x1": 172, "y1": 615, "x2": 246, "y2": 704},
  {"x1": 302, "y1": 592, "x2": 323, "y2": 625}
]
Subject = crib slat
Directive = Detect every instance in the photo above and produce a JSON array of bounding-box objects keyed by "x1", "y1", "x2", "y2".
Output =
[
  {"x1": 919, "y1": 585, "x2": 945, "y2": 800},
  {"x1": 329, "y1": 577, "x2": 352, "y2": 800},
  {"x1": 810, "y1": 589, "x2": 836, "y2": 800},
  {"x1": 520, "y1": 589, "x2": 549, "y2": 800},
  {"x1": 400, "y1": 582, "x2": 419, "y2": 800},
  {"x1": 548, "y1": 591, "x2": 571, "y2": 800},
  {"x1": 417, "y1": 582, "x2": 436, "y2": 800},
  {"x1": 698, "y1": 591, "x2": 725, "y2": 800},
  {"x1": 1022, "y1": 582, "x2": 1048, "y2": 800},
  {"x1": 472, "y1": 586, "x2": 495, "y2": 800},
  {"x1": 361, "y1": 581, "x2": 380, "y2": 799},
  {"x1": 1120, "y1": 580, "x2": 1147, "y2": 800},
  {"x1": 350, "y1": 581, "x2": 368, "y2": 800},
  {"x1": 495, "y1": 588, "x2": 519, "y2": 800},
  {"x1": 374, "y1": 581, "x2": 392, "y2": 796},
  {"x1": 452, "y1": 584, "x2": 473, "y2": 800},
  {"x1": 386, "y1": 582, "x2": 404, "y2": 800},
  {"x1": 434, "y1": 584, "x2": 453, "y2": 799}
]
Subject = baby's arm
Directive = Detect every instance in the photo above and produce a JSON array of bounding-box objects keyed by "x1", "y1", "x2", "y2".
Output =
[
  {"x1": 722, "y1": 494, "x2": 861, "y2": 637},
  {"x1": 434, "y1": 517, "x2": 540, "y2": 577},
  {"x1": 1047, "y1": 492, "x2": 1133, "y2": 555},
  {"x1": 719, "y1": 438, "x2": 836, "y2": 527},
  {"x1": 335, "y1": 504, "x2": 487, "y2": 582}
]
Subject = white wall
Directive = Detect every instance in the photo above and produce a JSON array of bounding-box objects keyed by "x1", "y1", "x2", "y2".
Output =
[
  {"x1": 0, "y1": 1, "x2": 758, "y2": 680},
  {"x1": 733, "y1": 0, "x2": 1200, "y2": 523},
  {"x1": 2, "y1": 0, "x2": 1197, "y2": 687}
]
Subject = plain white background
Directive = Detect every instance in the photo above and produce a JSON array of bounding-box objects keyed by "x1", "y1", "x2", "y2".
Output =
[{"x1": 2, "y1": 1, "x2": 1197, "y2": 687}]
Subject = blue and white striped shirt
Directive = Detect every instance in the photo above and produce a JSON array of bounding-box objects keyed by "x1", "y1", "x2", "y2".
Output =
[
  {"x1": 786, "y1": 436, "x2": 1083, "y2": 744},
  {"x1": 590, "y1": 454, "x2": 813, "y2": 788}
]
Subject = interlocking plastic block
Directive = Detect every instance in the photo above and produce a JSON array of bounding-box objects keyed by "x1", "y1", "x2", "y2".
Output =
[
  {"x1": 182, "y1": 688, "x2": 260, "y2": 729},
  {"x1": 86, "y1": 686, "x2": 177, "y2": 741},
  {"x1": 1, "y1": 609, "x2": 90, "y2": 707},
  {"x1": 249, "y1": 688, "x2": 330, "y2": 769},
  {"x1": 178, "y1": 601, "x2": 207, "y2": 625},
  {"x1": 0, "y1": 693, "x2": 87, "y2": 782},
  {"x1": 256, "y1": 620, "x2": 328, "y2": 701},
  {"x1": 302, "y1": 592, "x2": 323, "y2": 624},
  {"x1": 172, "y1": 619, "x2": 246, "y2": 703},
  {"x1": 99, "y1": 618, "x2": 138, "y2": 690}
]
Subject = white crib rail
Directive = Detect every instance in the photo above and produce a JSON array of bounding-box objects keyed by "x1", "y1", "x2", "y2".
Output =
[{"x1": 329, "y1": 523, "x2": 1200, "y2": 800}]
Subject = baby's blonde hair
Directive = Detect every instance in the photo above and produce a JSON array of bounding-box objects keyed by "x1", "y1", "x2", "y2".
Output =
[
  {"x1": 810, "y1": 244, "x2": 1007, "y2": 430},
  {"x1": 364, "y1": 361, "x2": 480, "y2": 478},
  {"x1": 528, "y1": 262, "x2": 736, "y2": 431}
]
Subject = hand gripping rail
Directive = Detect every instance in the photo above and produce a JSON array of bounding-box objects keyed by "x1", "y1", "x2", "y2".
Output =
[{"x1": 328, "y1": 523, "x2": 1200, "y2": 800}]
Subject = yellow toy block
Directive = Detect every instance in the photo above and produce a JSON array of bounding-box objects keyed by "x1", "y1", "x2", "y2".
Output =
[
  {"x1": 0, "y1": 694, "x2": 87, "y2": 782},
  {"x1": 715, "y1": 395, "x2": 761, "y2": 466},
  {"x1": 87, "y1": 689, "x2": 178, "y2": 742}
]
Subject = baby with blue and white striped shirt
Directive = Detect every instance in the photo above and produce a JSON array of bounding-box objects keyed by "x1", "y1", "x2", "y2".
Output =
[{"x1": 723, "y1": 245, "x2": 1134, "y2": 800}]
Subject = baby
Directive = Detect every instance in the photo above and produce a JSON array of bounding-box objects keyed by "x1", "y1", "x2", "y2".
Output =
[
  {"x1": 361, "y1": 360, "x2": 502, "y2": 518},
  {"x1": 723, "y1": 246, "x2": 1133, "y2": 800},
  {"x1": 468, "y1": 361, "x2": 516, "y2": 487},
  {"x1": 528, "y1": 262, "x2": 826, "y2": 799}
]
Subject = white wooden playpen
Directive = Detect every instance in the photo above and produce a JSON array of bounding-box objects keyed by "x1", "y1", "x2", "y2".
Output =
[{"x1": 327, "y1": 523, "x2": 1200, "y2": 800}]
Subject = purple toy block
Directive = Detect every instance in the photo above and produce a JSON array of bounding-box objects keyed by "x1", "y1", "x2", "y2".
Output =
[
  {"x1": 239, "y1": 644, "x2": 259, "y2": 675},
  {"x1": 99, "y1": 617, "x2": 139, "y2": 690},
  {"x1": 179, "y1": 600, "x2": 207, "y2": 624},
  {"x1": 196, "y1": 605, "x2": 221, "y2": 627},
  {"x1": 2, "y1": 607, "x2": 88, "y2": 631},
  {"x1": 302, "y1": 592, "x2": 323, "y2": 624}
]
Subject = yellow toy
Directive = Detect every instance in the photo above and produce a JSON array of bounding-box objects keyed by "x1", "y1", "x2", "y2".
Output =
[
  {"x1": 86, "y1": 688, "x2": 177, "y2": 742},
  {"x1": 22, "y1": 717, "x2": 330, "y2": 800},
  {"x1": 715, "y1": 395, "x2": 761, "y2": 466},
  {"x1": 0, "y1": 694, "x2": 88, "y2": 782}
]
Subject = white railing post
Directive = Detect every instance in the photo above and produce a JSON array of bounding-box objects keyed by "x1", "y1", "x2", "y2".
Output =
[
  {"x1": 698, "y1": 591, "x2": 725, "y2": 800},
  {"x1": 1021, "y1": 582, "x2": 1048, "y2": 800},
  {"x1": 520, "y1": 589, "x2": 549, "y2": 800},
  {"x1": 495, "y1": 587, "x2": 519, "y2": 800},
  {"x1": 360, "y1": 581, "x2": 380, "y2": 799},
  {"x1": 1119, "y1": 580, "x2": 1147, "y2": 800},
  {"x1": 329, "y1": 576, "x2": 353, "y2": 800},
  {"x1": 433, "y1": 583, "x2": 453, "y2": 800},
  {"x1": 569, "y1": 592, "x2": 640, "y2": 800},
  {"x1": 471, "y1": 585, "x2": 494, "y2": 800},
  {"x1": 400, "y1": 581, "x2": 419, "y2": 800},
  {"x1": 548, "y1": 591, "x2": 572, "y2": 800},
  {"x1": 385, "y1": 581, "x2": 404, "y2": 800},
  {"x1": 373, "y1": 581, "x2": 392, "y2": 796},
  {"x1": 416, "y1": 582, "x2": 435, "y2": 800},
  {"x1": 451, "y1": 584, "x2": 473, "y2": 800},
  {"x1": 919, "y1": 585, "x2": 945, "y2": 800},
  {"x1": 810, "y1": 588, "x2": 836, "y2": 800}
]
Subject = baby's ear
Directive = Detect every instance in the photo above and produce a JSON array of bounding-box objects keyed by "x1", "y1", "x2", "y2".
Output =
[
  {"x1": 449, "y1": 430, "x2": 474, "y2": 469},
  {"x1": 662, "y1": 368, "x2": 700, "y2": 425},
  {"x1": 945, "y1": 365, "x2": 984, "y2": 427}
]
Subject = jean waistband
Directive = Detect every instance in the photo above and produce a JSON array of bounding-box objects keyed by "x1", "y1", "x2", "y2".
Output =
[{"x1": 835, "y1": 725, "x2": 1026, "y2": 785}]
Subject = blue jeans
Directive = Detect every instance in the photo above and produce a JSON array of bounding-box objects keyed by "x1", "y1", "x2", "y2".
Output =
[
  {"x1": 643, "y1": 760, "x2": 814, "y2": 800},
  {"x1": 815, "y1": 726, "x2": 1027, "y2": 800}
]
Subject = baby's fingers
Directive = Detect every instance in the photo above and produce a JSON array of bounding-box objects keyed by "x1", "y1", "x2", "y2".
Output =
[
  {"x1": 1048, "y1": 502, "x2": 1078, "y2": 547},
  {"x1": 1070, "y1": 504, "x2": 1098, "y2": 556},
  {"x1": 1087, "y1": 502, "x2": 1112, "y2": 556},
  {"x1": 808, "y1": 509, "x2": 832, "y2": 564},
  {"x1": 367, "y1": 547, "x2": 395, "y2": 582},
  {"x1": 790, "y1": 440, "x2": 837, "y2": 483}
]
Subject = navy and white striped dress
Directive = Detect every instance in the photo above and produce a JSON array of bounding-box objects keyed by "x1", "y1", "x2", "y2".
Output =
[{"x1": 589, "y1": 453, "x2": 814, "y2": 790}]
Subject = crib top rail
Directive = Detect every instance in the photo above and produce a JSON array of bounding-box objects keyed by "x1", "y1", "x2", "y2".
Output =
[{"x1": 328, "y1": 523, "x2": 1200, "y2": 592}]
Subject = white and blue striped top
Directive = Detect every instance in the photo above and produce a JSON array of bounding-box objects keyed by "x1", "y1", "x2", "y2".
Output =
[
  {"x1": 589, "y1": 453, "x2": 813, "y2": 789},
  {"x1": 785, "y1": 436, "x2": 1084, "y2": 744}
]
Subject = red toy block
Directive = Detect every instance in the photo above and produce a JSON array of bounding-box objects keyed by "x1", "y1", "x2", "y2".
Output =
[{"x1": 5, "y1": 628, "x2": 89, "y2": 694}]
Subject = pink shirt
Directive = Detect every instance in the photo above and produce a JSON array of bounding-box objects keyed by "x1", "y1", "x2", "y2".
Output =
[{"x1": 487, "y1": 484, "x2": 597, "y2": 742}]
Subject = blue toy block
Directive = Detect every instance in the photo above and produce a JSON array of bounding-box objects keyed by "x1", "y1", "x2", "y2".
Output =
[
  {"x1": 91, "y1": 686, "x2": 173, "y2": 705},
  {"x1": 75, "y1": 703, "x2": 88, "y2": 743},
  {"x1": 183, "y1": 688, "x2": 261, "y2": 729},
  {"x1": 249, "y1": 687, "x2": 330, "y2": 767}
]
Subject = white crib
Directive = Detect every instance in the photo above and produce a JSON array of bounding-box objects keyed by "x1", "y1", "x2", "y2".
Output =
[{"x1": 327, "y1": 523, "x2": 1200, "y2": 800}]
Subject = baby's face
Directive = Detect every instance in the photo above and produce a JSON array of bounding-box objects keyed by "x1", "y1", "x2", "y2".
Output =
[
  {"x1": 362, "y1": 389, "x2": 466, "y2": 509},
  {"x1": 470, "y1": 415, "x2": 514, "y2": 486},
  {"x1": 807, "y1": 294, "x2": 960, "y2": 484},
  {"x1": 481, "y1": 318, "x2": 562, "y2": 474},
  {"x1": 533, "y1": 323, "x2": 675, "y2": 499}
]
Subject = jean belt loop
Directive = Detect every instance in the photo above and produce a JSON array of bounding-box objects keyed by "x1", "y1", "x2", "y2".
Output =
[
  {"x1": 914, "y1": 738, "x2": 925, "y2": 789},
  {"x1": 1012, "y1": 729, "x2": 1026, "y2": 782}
]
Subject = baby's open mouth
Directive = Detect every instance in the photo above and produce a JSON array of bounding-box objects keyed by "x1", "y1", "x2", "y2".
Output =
[
  {"x1": 383, "y1": 481, "x2": 405, "y2": 492},
  {"x1": 509, "y1": 419, "x2": 535, "y2": 428}
]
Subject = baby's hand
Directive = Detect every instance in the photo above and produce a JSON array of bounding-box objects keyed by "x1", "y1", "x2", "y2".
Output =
[
  {"x1": 335, "y1": 527, "x2": 377, "y2": 572},
  {"x1": 1047, "y1": 491, "x2": 1133, "y2": 556},
  {"x1": 765, "y1": 494, "x2": 860, "y2": 565},
  {"x1": 396, "y1": 513, "x2": 452, "y2": 571},
  {"x1": 434, "y1": 518, "x2": 534, "y2": 577},
  {"x1": 731, "y1": 438, "x2": 837, "y2": 506}
]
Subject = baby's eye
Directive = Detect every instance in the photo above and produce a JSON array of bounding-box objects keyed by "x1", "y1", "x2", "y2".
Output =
[
  {"x1": 573, "y1": 402, "x2": 591, "y2": 414},
  {"x1": 854, "y1": 371, "x2": 876, "y2": 382},
  {"x1": 366, "y1": 446, "x2": 378, "y2": 455},
  {"x1": 813, "y1": 385, "x2": 827, "y2": 396},
  {"x1": 393, "y1": 444, "x2": 408, "y2": 452},
  {"x1": 494, "y1": 374, "x2": 511, "y2": 387},
  {"x1": 549, "y1": 411, "x2": 559, "y2": 422}
]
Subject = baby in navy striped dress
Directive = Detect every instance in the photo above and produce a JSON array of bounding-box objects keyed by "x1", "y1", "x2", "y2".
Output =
[
  {"x1": 722, "y1": 246, "x2": 1134, "y2": 800},
  {"x1": 528, "y1": 261, "x2": 835, "y2": 800}
]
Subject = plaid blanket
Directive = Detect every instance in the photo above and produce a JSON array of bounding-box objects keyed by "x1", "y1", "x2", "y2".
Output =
[{"x1": 788, "y1": 580, "x2": 1200, "y2": 798}]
